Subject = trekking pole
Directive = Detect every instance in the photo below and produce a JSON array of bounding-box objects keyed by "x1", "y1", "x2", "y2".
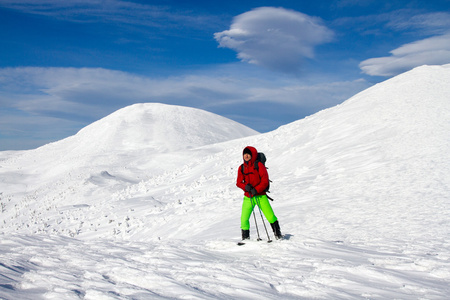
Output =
[
  {"x1": 250, "y1": 197, "x2": 262, "y2": 241},
  {"x1": 255, "y1": 197, "x2": 272, "y2": 243}
]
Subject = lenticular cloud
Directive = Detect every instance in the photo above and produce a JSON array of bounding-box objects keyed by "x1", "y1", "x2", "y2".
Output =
[
  {"x1": 360, "y1": 33, "x2": 450, "y2": 76},
  {"x1": 214, "y1": 7, "x2": 334, "y2": 73}
]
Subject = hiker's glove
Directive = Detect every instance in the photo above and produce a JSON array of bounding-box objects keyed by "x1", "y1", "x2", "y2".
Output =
[
  {"x1": 245, "y1": 184, "x2": 253, "y2": 192},
  {"x1": 250, "y1": 187, "x2": 257, "y2": 196}
]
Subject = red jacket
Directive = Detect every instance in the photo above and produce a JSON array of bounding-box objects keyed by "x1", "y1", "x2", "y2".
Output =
[{"x1": 236, "y1": 146, "x2": 269, "y2": 198}]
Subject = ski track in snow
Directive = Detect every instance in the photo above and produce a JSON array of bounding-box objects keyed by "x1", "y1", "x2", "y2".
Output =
[{"x1": 1, "y1": 65, "x2": 450, "y2": 299}]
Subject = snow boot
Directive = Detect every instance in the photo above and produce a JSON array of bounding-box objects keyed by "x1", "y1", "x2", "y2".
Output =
[
  {"x1": 270, "y1": 221, "x2": 282, "y2": 239},
  {"x1": 241, "y1": 229, "x2": 250, "y2": 240}
]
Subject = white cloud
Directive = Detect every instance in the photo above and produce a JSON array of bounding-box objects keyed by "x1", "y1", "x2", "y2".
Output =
[
  {"x1": 0, "y1": 0, "x2": 213, "y2": 29},
  {"x1": 247, "y1": 79, "x2": 370, "y2": 107},
  {"x1": 360, "y1": 34, "x2": 450, "y2": 76},
  {"x1": 0, "y1": 67, "x2": 242, "y2": 119},
  {"x1": 214, "y1": 7, "x2": 334, "y2": 73},
  {"x1": 387, "y1": 12, "x2": 450, "y2": 35},
  {"x1": 0, "y1": 66, "x2": 370, "y2": 150},
  {"x1": 0, "y1": 66, "x2": 368, "y2": 115}
]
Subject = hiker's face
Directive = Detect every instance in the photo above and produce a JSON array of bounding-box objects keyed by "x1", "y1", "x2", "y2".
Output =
[{"x1": 243, "y1": 153, "x2": 251, "y2": 162}]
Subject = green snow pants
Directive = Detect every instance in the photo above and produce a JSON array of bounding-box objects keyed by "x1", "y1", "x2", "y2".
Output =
[{"x1": 241, "y1": 195, "x2": 277, "y2": 230}]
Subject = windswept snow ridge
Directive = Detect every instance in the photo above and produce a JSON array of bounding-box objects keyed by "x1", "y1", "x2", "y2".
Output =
[{"x1": 1, "y1": 65, "x2": 449, "y2": 299}]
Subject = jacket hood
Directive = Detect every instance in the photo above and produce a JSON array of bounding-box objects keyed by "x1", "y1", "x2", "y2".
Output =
[{"x1": 243, "y1": 146, "x2": 258, "y2": 165}]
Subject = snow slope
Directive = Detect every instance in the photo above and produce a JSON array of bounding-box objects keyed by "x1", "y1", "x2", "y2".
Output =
[
  {"x1": 0, "y1": 102, "x2": 258, "y2": 198},
  {"x1": 1, "y1": 65, "x2": 449, "y2": 299}
]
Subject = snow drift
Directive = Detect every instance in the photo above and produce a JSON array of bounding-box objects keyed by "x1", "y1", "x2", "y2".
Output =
[{"x1": 1, "y1": 65, "x2": 449, "y2": 299}]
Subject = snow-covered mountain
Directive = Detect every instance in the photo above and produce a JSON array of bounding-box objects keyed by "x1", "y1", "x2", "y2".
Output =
[
  {"x1": 0, "y1": 102, "x2": 259, "y2": 195},
  {"x1": 66, "y1": 102, "x2": 259, "y2": 153},
  {"x1": 1, "y1": 65, "x2": 449, "y2": 299}
]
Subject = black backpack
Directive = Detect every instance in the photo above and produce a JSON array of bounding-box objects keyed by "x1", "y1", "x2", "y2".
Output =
[{"x1": 240, "y1": 152, "x2": 274, "y2": 201}]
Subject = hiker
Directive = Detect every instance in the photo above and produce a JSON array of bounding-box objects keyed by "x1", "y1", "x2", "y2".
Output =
[{"x1": 236, "y1": 146, "x2": 282, "y2": 241}]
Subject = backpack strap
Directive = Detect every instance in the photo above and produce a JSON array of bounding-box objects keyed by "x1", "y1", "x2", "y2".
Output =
[{"x1": 241, "y1": 162, "x2": 263, "y2": 175}]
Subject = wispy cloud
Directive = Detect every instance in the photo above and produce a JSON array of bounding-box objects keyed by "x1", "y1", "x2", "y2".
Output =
[
  {"x1": 334, "y1": 10, "x2": 450, "y2": 38},
  {"x1": 0, "y1": 66, "x2": 370, "y2": 150},
  {"x1": 0, "y1": 0, "x2": 215, "y2": 30},
  {"x1": 0, "y1": 66, "x2": 368, "y2": 114},
  {"x1": 0, "y1": 67, "x2": 238, "y2": 119},
  {"x1": 386, "y1": 12, "x2": 450, "y2": 35},
  {"x1": 214, "y1": 7, "x2": 334, "y2": 73},
  {"x1": 337, "y1": 9, "x2": 450, "y2": 76},
  {"x1": 360, "y1": 33, "x2": 450, "y2": 76}
]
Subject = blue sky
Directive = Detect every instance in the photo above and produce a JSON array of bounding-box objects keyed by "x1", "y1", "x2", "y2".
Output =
[{"x1": 1, "y1": 0, "x2": 449, "y2": 150}]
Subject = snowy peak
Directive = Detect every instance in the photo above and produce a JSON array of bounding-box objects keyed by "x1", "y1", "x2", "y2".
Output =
[
  {"x1": 335, "y1": 64, "x2": 450, "y2": 157},
  {"x1": 1, "y1": 103, "x2": 259, "y2": 178},
  {"x1": 21, "y1": 102, "x2": 258, "y2": 165},
  {"x1": 271, "y1": 64, "x2": 450, "y2": 158},
  {"x1": 73, "y1": 103, "x2": 259, "y2": 152}
]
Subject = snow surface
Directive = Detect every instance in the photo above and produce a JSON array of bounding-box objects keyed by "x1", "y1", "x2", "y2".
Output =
[{"x1": 1, "y1": 65, "x2": 450, "y2": 299}]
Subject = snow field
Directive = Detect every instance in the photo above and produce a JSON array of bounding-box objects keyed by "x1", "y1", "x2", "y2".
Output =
[
  {"x1": 1, "y1": 233, "x2": 449, "y2": 299},
  {"x1": 1, "y1": 64, "x2": 450, "y2": 299}
]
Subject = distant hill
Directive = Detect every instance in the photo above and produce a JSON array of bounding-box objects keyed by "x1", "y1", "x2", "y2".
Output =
[{"x1": 40, "y1": 102, "x2": 259, "y2": 154}]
